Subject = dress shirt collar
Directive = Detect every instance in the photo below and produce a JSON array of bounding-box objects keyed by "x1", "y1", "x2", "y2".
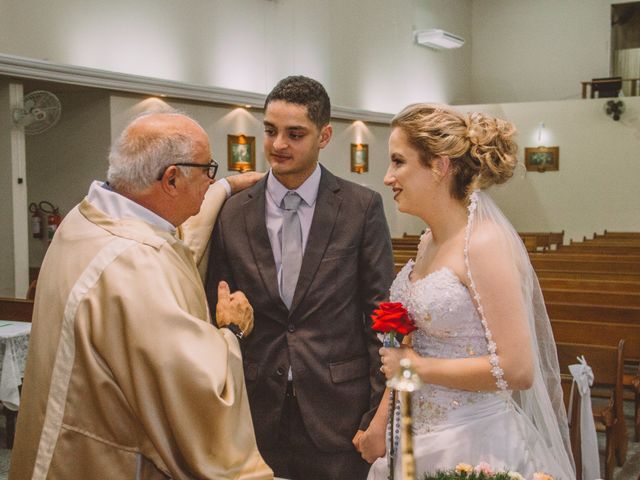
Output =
[
  {"x1": 87, "y1": 180, "x2": 176, "y2": 234},
  {"x1": 266, "y1": 163, "x2": 321, "y2": 208}
]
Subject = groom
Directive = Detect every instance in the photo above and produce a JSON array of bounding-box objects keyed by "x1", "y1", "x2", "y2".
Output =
[{"x1": 206, "y1": 75, "x2": 393, "y2": 479}]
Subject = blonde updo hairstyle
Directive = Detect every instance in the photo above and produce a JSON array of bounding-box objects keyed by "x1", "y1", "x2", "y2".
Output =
[{"x1": 391, "y1": 104, "x2": 518, "y2": 200}]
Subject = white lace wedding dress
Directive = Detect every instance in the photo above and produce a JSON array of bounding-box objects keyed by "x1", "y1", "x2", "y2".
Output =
[{"x1": 368, "y1": 259, "x2": 571, "y2": 479}]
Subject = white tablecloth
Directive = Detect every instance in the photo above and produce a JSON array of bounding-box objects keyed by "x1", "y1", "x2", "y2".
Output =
[{"x1": 0, "y1": 320, "x2": 31, "y2": 411}]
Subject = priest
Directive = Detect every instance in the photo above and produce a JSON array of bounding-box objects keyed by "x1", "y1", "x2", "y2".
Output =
[{"x1": 10, "y1": 111, "x2": 273, "y2": 480}]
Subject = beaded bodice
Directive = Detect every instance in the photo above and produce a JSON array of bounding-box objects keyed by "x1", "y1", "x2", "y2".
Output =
[{"x1": 390, "y1": 259, "x2": 502, "y2": 434}]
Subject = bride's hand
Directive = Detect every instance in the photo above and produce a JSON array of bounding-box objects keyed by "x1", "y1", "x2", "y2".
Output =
[
  {"x1": 379, "y1": 345, "x2": 415, "y2": 380},
  {"x1": 355, "y1": 425, "x2": 386, "y2": 463}
]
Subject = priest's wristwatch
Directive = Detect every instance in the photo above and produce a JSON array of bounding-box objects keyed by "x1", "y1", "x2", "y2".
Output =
[{"x1": 224, "y1": 323, "x2": 244, "y2": 339}]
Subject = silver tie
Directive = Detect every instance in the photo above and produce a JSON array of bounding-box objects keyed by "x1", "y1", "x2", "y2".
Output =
[{"x1": 280, "y1": 191, "x2": 303, "y2": 309}]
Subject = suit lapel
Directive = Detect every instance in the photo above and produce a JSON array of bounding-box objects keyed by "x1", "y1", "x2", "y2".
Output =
[
  {"x1": 243, "y1": 179, "x2": 284, "y2": 311},
  {"x1": 290, "y1": 167, "x2": 341, "y2": 315}
]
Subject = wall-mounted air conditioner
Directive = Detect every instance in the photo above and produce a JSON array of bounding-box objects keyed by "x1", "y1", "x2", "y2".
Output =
[{"x1": 414, "y1": 29, "x2": 465, "y2": 50}]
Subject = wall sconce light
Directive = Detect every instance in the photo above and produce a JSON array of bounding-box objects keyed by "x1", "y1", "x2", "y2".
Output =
[
  {"x1": 605, "y1": 100, "x2": 625, "y2": 121},
  {"x1": 536, "y1": 122, "x2": 545, "y2": 145},
  {"x1": 350, "y1": 143, "x2": 368, "y2": 174},
  {"x1": 524, "y1": 123, "x2": 559, "y2": 173}
]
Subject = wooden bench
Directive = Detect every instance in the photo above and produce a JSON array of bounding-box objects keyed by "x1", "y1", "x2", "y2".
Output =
[
  {"x1": 601, "y1": 231, "x2": 640, "y2": 239},
  {"x1": 529, "y1": 251, "x2": 640, "y2": 263},
  {"x1": 556, "y1": 340, "x2": 627, "y2": 480},
  {"x1": 547, "y1": 302, "x2": 640, "y2": 324},
  {"x1": 391, "y1": 238, "x2": 420, "y2": 250},
  {"x1": 536, "y1": 270, "x2": 640, "y2": 282},
  {"x1": 0, "y1": 297, "x2": 34, "y2": 322},
  {"x1": 552, "y1": 319, "x2": 640, "y2": 441},
  {"x1": 530, "y1": 257, "x2": 639, "y2": 274},
  {"x1": 542, "y1": 288, "x2": 640, "y2": 307},
  {"x1": 557, "y1": 245, "x2": 640, "y2": 255},
  {"x1": 539, "y1": 277, "x2": 640, "y2": 293},
  {"x1": 519, "y1": 231, "x2": 564, "y2": 251},
  {"x1": 579, "y1": 238, "x2": 640, "y2": 245}
]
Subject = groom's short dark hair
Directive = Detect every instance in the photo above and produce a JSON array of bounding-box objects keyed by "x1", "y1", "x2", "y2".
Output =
[{"x1": 264, "y1": 76, "x2": 331, "y2": 129}]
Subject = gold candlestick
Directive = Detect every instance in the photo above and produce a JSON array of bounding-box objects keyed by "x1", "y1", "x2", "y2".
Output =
[{"x1": 388, "y1": 357, "x2": 422, "y2": 480}]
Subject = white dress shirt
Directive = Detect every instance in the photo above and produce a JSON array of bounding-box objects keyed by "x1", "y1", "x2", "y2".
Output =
[
  {"x1": 265, "y1": 164, "x2": 321, "y2": 382},
  {"x1": 265, "y1": 164, "x2": 321, "y2": 285}
]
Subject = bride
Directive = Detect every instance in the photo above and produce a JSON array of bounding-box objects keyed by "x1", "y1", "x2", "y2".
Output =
[{"x1": 355, "y1": 104, "x2": 575, "y2": 479}]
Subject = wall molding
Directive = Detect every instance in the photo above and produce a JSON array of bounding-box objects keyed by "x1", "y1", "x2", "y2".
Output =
[{"x1": 0, "y1": 53, "x2": 393, "y2": 125}]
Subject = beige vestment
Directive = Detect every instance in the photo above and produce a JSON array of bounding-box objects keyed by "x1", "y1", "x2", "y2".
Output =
[
  {"x1": 179, "y1": 182, "x2": 228, "y2": 280},
  {"x1": 10, "y1": 183, "x2": 272, "y2": 480}
]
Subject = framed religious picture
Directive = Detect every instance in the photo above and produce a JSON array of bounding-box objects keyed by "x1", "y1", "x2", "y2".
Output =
[
  {"x1": 524, "y1": 146, "x2": 559, "y2": 172},
  {"x1": 227, "y1": 134, "x2": 256, "y2": 172},
  {"x1": 350, "y1": 143, "x2": 369, "y2": 173}
]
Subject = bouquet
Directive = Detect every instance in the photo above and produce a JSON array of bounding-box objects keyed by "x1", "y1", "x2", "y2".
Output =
[
  {"x1": 371, "y1": 301, "x2": 417, "y2": 479},
  {"x1": 371, "y1": 301, "x2": 417, "y2": 347},
  {"x1": 421, "y1": 463, "x2": 554, "y2": 480}
]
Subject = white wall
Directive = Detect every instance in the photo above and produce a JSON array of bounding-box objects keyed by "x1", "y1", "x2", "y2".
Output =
[
  {"x1": 392, "y1": 97, "x2": 640, "y2": 242},
  {"x1": 0, "y1": 0, "x2": 472, "y2": 113},
  {"x1": 11, "y1": 88, "x2": 640, "y2": 278},
  {"x1": 109, "y1": 93, "x2": 423, "y2": 238},
  {"x1": 26, "y1": 89, "x2": 111, "y2": 267},
  {"x1": 0, "y1": 81, "x2": 16, "y2": 296},
  {"x1": 5, "y1": 0, "x2": 639, "y2": 110},
  {"x1": 486, "y1": 97, "x2": 640, "y2": 242},
  {"x1": 470, "y1": 0, "x2": 637, "y2": 104}
]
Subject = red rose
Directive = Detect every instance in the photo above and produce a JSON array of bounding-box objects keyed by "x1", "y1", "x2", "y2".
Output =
[{"x1": 371, "y1": 302, "x2": 417, "y2": 336}]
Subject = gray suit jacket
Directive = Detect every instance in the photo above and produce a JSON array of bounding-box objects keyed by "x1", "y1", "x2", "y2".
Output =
[{"x1": 206, "y1": 166, "x2": 394, "y2": 452}]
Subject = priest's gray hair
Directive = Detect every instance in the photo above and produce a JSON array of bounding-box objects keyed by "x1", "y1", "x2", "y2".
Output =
[{"x1": 107, "y1": 111, "x2": 194, "y2": 193}]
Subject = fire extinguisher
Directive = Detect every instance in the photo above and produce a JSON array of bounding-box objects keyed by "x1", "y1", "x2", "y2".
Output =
[
  {"x1": 39, "y1": 200, "x2": 62, "y2": 243},
  {"x1": 29, "y1": 202, "x2": 43, "y2": 239}
]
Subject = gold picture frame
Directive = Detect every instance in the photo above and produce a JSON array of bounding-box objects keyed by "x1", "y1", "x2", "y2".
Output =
[
  {"x1": 524, "y1": 146, "x2": 559, "y2": 172},
  {"x1": 350, "y1": 143, "x2": 368, "y2": 174},
  {"x1": 227, "y1": 134, "x2": 256, "y2": 172}
]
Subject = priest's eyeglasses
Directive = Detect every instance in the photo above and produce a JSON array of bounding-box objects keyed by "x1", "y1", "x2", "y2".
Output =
[{"x1": 157, "y1": 159, "x2": 218, "y2": 181}]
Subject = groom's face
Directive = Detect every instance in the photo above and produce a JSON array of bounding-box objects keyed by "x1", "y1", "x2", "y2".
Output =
[{"x1": 263, "y1": 100, "x2": 332, "y2": 189}]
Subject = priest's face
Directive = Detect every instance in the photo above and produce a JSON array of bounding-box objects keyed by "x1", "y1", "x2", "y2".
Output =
[
  {"x1": 180, "y1": 132, "x2": 214, "y2": 221},
  {"x1": 263, "y1": 100, "x2": 332, "y2": 190}
]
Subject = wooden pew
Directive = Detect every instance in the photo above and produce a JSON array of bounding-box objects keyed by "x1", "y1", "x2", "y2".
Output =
[
  {"x1": 530, "y1": 257, "x2": 639, "y2": 274},
  {"x1": 601, "y1": 231, "x2": 640, "y2": 239},
  {"x1": 552, "y1": 320, "x2": 640, "y2": 361},
  {"x1": 0, "y1": 297, "x2": 34, "y2": 322},
  {"x1": 536, "y1": 270, "x2": 640, "y2": 282},
  {"x1": 531, "y1": 251, "x2": 640, "y2": 260},
  {"x1": 557, "y1": 245, "x2": 640, "y2": 255},
  {"x1": 539, "y1": 277, "x2": 640, "y2": 293},
  {"x1": 552, "y1": 319, "x2": 640, "y2": 441},
  {"x1": 546, "y1": 302, "x2": 640, "y2": 324},
  {"x1": 542, "y1": 288, "x2": 640, "y2": 307},
  {"x1": 519, "y1": 231, "x2": 564, "y2": 251},
  {"x1": 556, "y1": 340, "x2": 627, "y2": 480},
  {"x1": 585, "y1": 237, "x2": 640, "y2": 244},
  {"x1": 549, "y1": 231, "x2": 565, "y2": 248}
]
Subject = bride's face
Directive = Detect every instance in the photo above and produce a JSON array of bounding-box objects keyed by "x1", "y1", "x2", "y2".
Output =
[{"x1": 384, "y1": 127, "x2": 439, "y2": 217}]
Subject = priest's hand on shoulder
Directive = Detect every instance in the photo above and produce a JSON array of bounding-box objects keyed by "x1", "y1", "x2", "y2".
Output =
[
  {"x1": 216, "y1": 281, "x2": 254, "y2": 337},
  {"x1": 226, "y1": 171, "x2": 264, "y2": 194}
]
